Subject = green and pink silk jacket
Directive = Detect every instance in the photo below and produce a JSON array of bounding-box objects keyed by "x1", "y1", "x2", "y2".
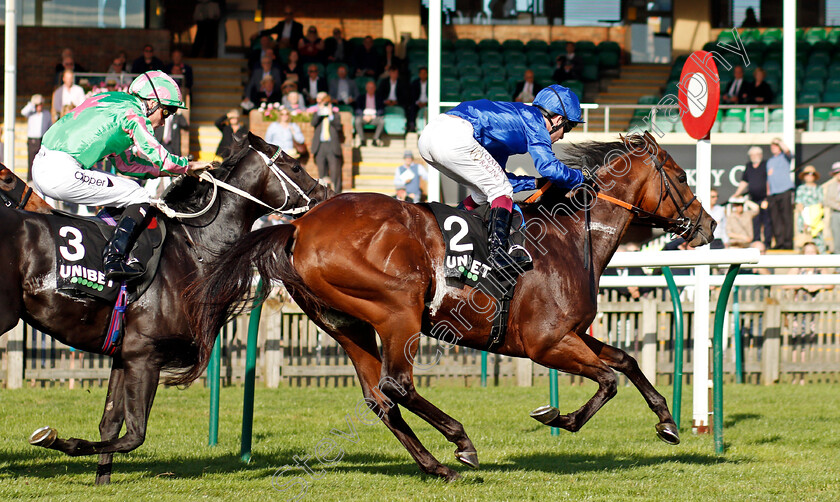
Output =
[{"x1": 42, "y1": 92, "x2": 189, "y2": 178}]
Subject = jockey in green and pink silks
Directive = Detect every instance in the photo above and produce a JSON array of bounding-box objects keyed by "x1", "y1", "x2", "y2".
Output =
[{"x1": 32, "y1": 71, "x2": 210, "y2": 281}]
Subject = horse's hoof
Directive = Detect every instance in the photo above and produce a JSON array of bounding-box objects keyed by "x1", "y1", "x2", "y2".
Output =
[
  {"x1": 656, "y1": 422, "x2": 680, "y2": 445},
  {"x1": 29, "y1": 426, "x2": 57, "y2": 448},
  {"x1": 529, "y1": 405, "x2": 560, "y2": 425},
  {"x1": 455, "y1": 450, "x2": 479, "y2": 469}
]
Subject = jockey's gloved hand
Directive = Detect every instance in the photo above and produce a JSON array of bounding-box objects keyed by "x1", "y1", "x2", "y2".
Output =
[
  {"x1": 580, "y1": 167, "x2": 600, "y2": 193},
  {"x1": 187, "y1": 161, "x2": 212, "y2": 177}
]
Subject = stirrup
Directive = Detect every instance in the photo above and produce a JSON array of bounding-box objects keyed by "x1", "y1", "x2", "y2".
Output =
[{"x1": 104, "y1": 257, "x2": 144, "y2": 281}]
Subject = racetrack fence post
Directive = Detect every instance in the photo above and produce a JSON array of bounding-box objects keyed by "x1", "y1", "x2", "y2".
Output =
[
  {"x1": 264, "y1": 304, "x2": 281, "y2": 388},
  {"x1": 241, "y1": 279, "x2": 265, "y2": 464},
  {"x1": 662, "y1": 267, "x2": 684, "y2": 430},
  {"x1": 762, "y1": 301, "x2": 782, "y2": 385},
  {"x1": 208, "y1": 329, "x2": 221, "y2": 447},
  {"x1": 713, "y1": 264, "x2": 741, "y2": 455},
  {"x1": 641, "y1": 298, "x2": 658, "y2": 383},
  {"x1": 549, "y1": 368, "x2": 559, "y2": 436},
  {"x1": 733, "y1": 286, "x2": 743, "y2": 384},
  {"x1": 5, "y1": 322, "x2": 23, "y2": 389}
]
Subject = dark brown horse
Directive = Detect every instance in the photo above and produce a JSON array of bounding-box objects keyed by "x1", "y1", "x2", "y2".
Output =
[
  {"x1": 191, "y1": 132, "x2": 715, "y2": 481},
  {"x1": 0, "y1": 165, "x2": 53, "y2": 213},
  {"x1": 0, "y1": 133, "x2": 330, "y2": 484}
]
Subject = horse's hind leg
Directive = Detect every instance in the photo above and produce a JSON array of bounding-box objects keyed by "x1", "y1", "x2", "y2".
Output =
[
  {"x1": 328, "y1": 323, "x2": 463, "y2": 481},
  {"x1": 581, "y1": 334, "x2": 679, "y2": 445},
  {"x1": 95, "y1": 362, "x2": 127, "y2": 484},
  {"x1": 528, "y1": 332, "x2": 619, "y2": 432}
]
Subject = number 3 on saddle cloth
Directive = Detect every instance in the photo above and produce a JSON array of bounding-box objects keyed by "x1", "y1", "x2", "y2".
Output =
[
  {"x1": 421, "y1": 202, "x2": 528, "y2": 349},
  {"x1": 46, "y1": 208, "x2": 167, "y2": 354}
]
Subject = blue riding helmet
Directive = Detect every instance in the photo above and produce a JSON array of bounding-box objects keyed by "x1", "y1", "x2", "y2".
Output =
[{"x1": 533, "y1": 84, "x2": 585, "y2": 123}]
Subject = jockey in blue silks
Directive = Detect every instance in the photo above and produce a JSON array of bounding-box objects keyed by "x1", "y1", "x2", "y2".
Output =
[{"x1": 418, "y1": 84, "x2": 586, "y2": 272}]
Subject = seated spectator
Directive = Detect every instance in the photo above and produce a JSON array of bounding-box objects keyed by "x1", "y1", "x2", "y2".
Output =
[
  {"x1": 376, "y1": 65, "x2": 410, "y2": 115},
  {"x1": 329, "y1": 65, "x2": 358, "y2": 105},
  {"x1": 280, "y1": 49, "x2": 304, "y2": 84},
  {"x1": 54, "y1": 48, "x2": 87, "y2": 85},
  {"x1": 255, "y1": 5, "x2": 303, "y2": 50},
  {"x1": 553, "y1": 42, "x2": 582, "y2": 83},
  {"x1": 353, "y1": 36, "x2": 381, "y2": 78},
  {"x1": 726, "y1": 197, "x2": 758, "y2": 248},
  {"x1": 132, "y1": 44, "x2": 165, "y2": 74},
  {"x1": 302, "y1": 64, "x2": 329, "y2": 106},
  {"x1": 298, "y1": 26, "x2": 325, "y2": 65},
  {"x1": 215, "y1": 109, "x2": 249, "y2": 159},
  {"x1": 105, "y1": 52, "x2": 129, "y2": 83},
  {"x1": 709, "y1": 188, "x2": 728, "y2": 249},
  {"x1": 795, "y1": 165, "x2": 825, "y2": 251},
  {"x1": 823, "y1": 162, "x2": 840, "y2": 253},
  {"x1": 394, "y1": 187, "x2": 414, "y2": 203},
  {"x1": 354, "y1": 80, "x2": 385, "y2": 147},
  {"x1": 164, "y1": 49, "x2": 193, "y2": 96},
  {"x1": 408, "y1": 67, "x2": 428, "y2": 133},
  {"x1": 282, "y1": 90, "x2": 306, "y2": 114},
  {"x1": 265, "y1": 106, "x2": 306, "y2": 161},
  {"x1": 324, "y1": 28, "x2": 348, "y2": 64},
  {"x1": 311, "y1": 92, "x2": 344, "y2": 192},
  {"x1": 249, "y1": 35, "x2": 278, "y2": 70},
  {"x1": 247, "y1": 55, "x2": 283, "y2": 101},
  {"x1": 378, "y1": 42, "x2": 403, "y2": 80},
  {"x1": 786, "y1": 242, "x2": 834, "y2": 295},
  {"x1": 747, "y1": 68, "x2": 773, "y2": 105},
  {"x1": 394, "y1": 150, "x2": 428, "y2": 203},
  {"x1": 251, "y1": 74, "x2": 283, "y2": 106},
  {"x1": 513, "y1": 69, "x2": 542, "y2": 103},
  {"x1": 722, "y1": 65, "x2": 750, "y2": 104},
  {"x1": 51, "y1": 70, "x2": 85, "y2": 120}
]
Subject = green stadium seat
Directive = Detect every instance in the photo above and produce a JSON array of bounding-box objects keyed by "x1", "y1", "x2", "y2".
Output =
[
  {"x1": 562, "y1": 80, "x2": 584, "y2": 98},
  {"x1": 769, "y1": 108, "x2": 785, "y2": 121},
  {"x1": 747, "y1": 121, "x2": 766, "y2": 133},
  {"x1": 809, "y1": 52, "x2": 831, "y2": 67},
  {"x1": 814, "y1": 107, "x2": 832, "y2": 120},
  {"x1": 406, "y1": 38, "x2": 428, "y2": 52},
  {"x1": 326, "y1": 62, "x2": 349, "y2": 78},
  {"x1": 598, "y1": 51, "x2": 620, "y2": 69},
  {"x1": 653, "y1": 117, "x2": 675, "y2": 133},
  {"x1": 638, "y1": 95, "x2": 658, "y2": 105},
  {"x1": 457, "y1": 51, "x2": 480, "y2": 66},
  {"x1": 549, "y1": 40, "x2": 568, "y2": 53},
  {"x1": 598, "y1": 41, "x2": 621, "y2": 55},
  {"x1": 441, "y1": 64, "x2": 458, "y2": 79},
  {"x1": 527, "y1": 52, "x2": 552, "y2": 66},
  {"x1": 408, "y1": 50, "x2": 428, "y2": 63},
  {"x1": 803, "y1": 79, "x2": 826, "y2": 94},
  {"x1": 484, "y1": 74, "x2": 508, "y2": 91},
  {"x1": 482, "y1": 64, "x2": 505, "y2": 79},
  {"x1": 810, "y1": 40, "x2": 834, "y2": 53},
  {"x1": 480, "y1": 51, "x2": 504, "y2": 65},
  {"x1": 806, "y1": 27, "x2": 827, "y2": 43},
  {"x1": 454, "y1": 39, "x2": 477, "y2": 51},
  {"x1": 811, "y1": 120, "x2": 827, "y2": 132},
  {"x1": 832, "y1": 107, "x2": 840, "y2": 118},
  {"x1": 532, "y1": 65, "x2": 554, "y2": 82},
  {"x1": 825, "y1": 119, "x2": 840, "y2": 131},
  {"x1": 459, "y1": 64, "x2": 482, "y2": 78},
  {"x1": 800, "y1": 92, "x2": 821, "y2": 104},
  {"x1": 503, "y1": 50, "x2": 526, "y2": 65},
  {"x1": 828, "y1": 63, "x2": 840, "y2": 78},
  {"x1": 441, "y1": 77, "x2": 460, "y2": 94},
  {"x1": 355, "y1": 76, "x2": 374, "y2": 95},
  {"x1": 415, "y1": 107, "x2": 427, "y2": 133},
  {"x1": 749, "y1": 108, "x2": 766, "y2": 122},
  {"x1": 796, "y1": 28, "x2": 807, "y2": 40},
  {"x1": 460, "y1": 88, "x2": 485, "y2": 101},
  {"x1": 823, "y1": 91, "x2": 840, "y2": 102},
  {"x1": 441, "y1": 39, "x2": 454, "y2": 51},
  {"x1": 826, "y1": 80, "x2": 840, "y2": 93},
  {"x1": 709, "y1": 120, "x2": 721, "y2": 133},
  {"x1": 673, "y1": 120, "x2": 686, "y2": 133},
  {"x1": 384, "y1": 108, "x2": 406, "y2": 135},
  {"x1": 768, "y1": 120, "x2": 784, "y2": 132},
  {"x1": 441, "y1": 88, "x2": 461, "y2": 102},
  {"x1": 762, "y1": 28, "x2": 783, "y2": 43},
  {"x1": 581, "y1": 64, "x2": 599, "y2": 82},
  {"x1": 502, "y1": 39, "x2": 525, "y2": 52},
  {"x1": 505, "y1": 63, "x2": 527, "y2": 79},
  {"x1": 726, "y1": 108, "x2": 746, "y2": 122},
  {"x1": 478, "y1": 39, "x2": 501, "y2": 52},
  {"x1": 486, "y1": 86, "x2": 510, "y2": 101},
  {"x1": 740, "y1": 29, "x2": 760, "y2": 42},
  {"x1": 459, "y1": 75, "x2": 483, "y2": 91},
  {"x1": 702, "y1": 42, "x2": 718, "y2": 52},
  {"x1": 717, "y1": 30, "x2": 736, "y2": 43},
  {"x1": 720, "y1": 118, "x2": 744, "y2": 133},
  {"x1": 575, "y1": 40, "x2": 596, "y2": 53},
  {"x1": 828, "y1": 29, "x2": 840, "y2": 44},
  {"x1": 526, "y1": 40, "x2": 549, "y2": 53},
  {"x1": 337, "y1": 104, "x2": 353, "y2": 114},
  {"x1": 276, "y1": 47, "x2": 291, "y2": 63}
]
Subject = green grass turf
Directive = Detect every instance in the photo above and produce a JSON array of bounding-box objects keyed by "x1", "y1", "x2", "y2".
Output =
[{"x1": 1, "y1": 382, "x2": 839, "y2": 501}]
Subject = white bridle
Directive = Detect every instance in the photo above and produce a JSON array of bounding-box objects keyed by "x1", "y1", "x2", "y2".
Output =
[{"x1": 152, "y1": 146, "x2": 320, "y2": 219}]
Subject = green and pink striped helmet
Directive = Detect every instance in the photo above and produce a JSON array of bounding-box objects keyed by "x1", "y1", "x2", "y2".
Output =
[{"x1": 128, "y1": 70, "x2": 187, "y2": 109}]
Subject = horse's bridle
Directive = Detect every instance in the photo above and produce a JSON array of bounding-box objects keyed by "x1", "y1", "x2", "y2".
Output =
[
  {"x1": 0, "y1": 178, "x2": 35, "y2": 210},
  {"x1": 596, "y1": 136, "x2": 704, "y2": 243}
]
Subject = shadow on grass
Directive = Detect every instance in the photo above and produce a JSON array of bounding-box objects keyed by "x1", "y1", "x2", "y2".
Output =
[{"x1": 724, "y1": 412, "x2": 762, "y2": 428}]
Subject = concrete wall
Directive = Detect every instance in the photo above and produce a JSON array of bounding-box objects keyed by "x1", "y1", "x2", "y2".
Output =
[{"x1": 673, "y1": 0, "x2": 713, "y2": 56}]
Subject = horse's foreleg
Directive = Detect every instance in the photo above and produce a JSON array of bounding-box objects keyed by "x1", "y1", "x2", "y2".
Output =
[
  {"x1": 330, "y1": 325, "x2": 462, "y2": 481},
  {"x1": 528, "y1": 332, "x2": 618, "y2": 432},
  {"x1": 580, "y1": 335, "x2": 679, "y2": 445},
  {"x1": 95, "y1": 361, "x2": 126, "y2": 485},
  {"x1": 30, "y1": 356, "x2": 160, "y2": 457},
  {"x1": 374, "y1": 317, "x2": 478, "y2": 471}
]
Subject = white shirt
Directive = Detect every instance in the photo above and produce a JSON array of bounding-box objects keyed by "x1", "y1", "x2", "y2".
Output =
[
  {"x1": 52, "y1": 84, "x2": 85, "y2": 117},
  {"x1": 729, "y1": 78, "x2": 742, "y2": 97},
  {"x1": 387, "y1": 79, "x2": 398, "y2": 102},
  {"x1": 281, "y1": 21, "x2": 293, "y2": 41},
  {"x1": 308, "y1": 78, "x2": 319, "y2": 98},
  {"x1": 337, "y1": 79, "x2": 350, "y2": 102},
  {"x1": 21, "y1": 102, "x2": 52, "y2": 138},
  {"x1": 418, "y1": 80, "x2": 428, "y2": 104}
]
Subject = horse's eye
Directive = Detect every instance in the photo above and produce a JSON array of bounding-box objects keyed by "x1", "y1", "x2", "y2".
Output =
[
  {"x1": 678, "y1": 173, "x2": 687, "y2": 183},
  {"x1": 292, "y1": 165, "x2": 301, "y2": 173}
]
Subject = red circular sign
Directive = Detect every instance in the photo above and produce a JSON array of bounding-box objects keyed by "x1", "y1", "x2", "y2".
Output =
[{"x1": 678, "y1": 50, "x2": 721, "y2": 141}]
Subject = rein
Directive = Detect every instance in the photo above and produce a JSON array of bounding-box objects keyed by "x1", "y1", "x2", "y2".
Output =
[
  {"x1": 0, "y1": 180, "x2": 35, "y2": 210},
  {"x1": 152, "y1": 146, "x2": 320, "y2": 219}
]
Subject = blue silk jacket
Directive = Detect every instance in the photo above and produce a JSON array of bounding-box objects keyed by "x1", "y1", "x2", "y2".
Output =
[{"x1": 447, "y1": 99, "x2": 584, "y2": 192}]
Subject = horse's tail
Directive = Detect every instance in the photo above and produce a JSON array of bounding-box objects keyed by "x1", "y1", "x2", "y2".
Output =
[{"x1": 175, "y1": 223, "x2": 325, "y2": 386}]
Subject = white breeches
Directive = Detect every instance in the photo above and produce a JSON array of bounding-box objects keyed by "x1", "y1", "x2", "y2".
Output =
[
  {"x1": 31, "y1": 147, "x2": 151, "y2": 208},
  {"x1": 418, "y1": 114, "x2": 513, "y2": 204}
]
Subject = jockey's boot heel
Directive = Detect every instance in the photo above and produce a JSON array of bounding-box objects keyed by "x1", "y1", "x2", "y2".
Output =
[{"x1": 487, "y1": 206, "x2": 533, "y2": 273}]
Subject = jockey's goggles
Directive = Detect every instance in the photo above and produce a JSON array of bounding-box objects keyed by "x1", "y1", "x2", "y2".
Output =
[{"x1": 161, "y1": 105, "x2": 178, "y2": 118}]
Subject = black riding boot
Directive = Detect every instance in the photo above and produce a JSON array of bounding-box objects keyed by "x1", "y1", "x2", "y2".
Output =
[
  {"x1": 103, "y1": 204, "x2": 149, "y2": 281},
  {"x1": 487, "y1": 206, "x2": 533, "y2": 273}
]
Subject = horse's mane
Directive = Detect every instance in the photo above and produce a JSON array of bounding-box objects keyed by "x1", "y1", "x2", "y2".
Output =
[{"x1": 160, "y1": 135, "x2": 253, "y2": 213}]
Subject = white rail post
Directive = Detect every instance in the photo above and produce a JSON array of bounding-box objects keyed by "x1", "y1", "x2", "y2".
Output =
[
  {"x1": 6, "y1": 322, "x2": 23, "y2": 389},
  {"x1": 426, "y1": 0, "x2": 442, "y2": 202},
  {"x1": 640, "y1": 298, "x2": 658, "y2": 383},
  {"x1": 4, "y1": 0, "x2": 18, "y2": 170},
  {"x1": 693, "y1": 137, "x2": 712, "y2": 433}
]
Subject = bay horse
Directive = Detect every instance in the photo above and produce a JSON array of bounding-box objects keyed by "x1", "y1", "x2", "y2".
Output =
[
  {"x1": 0, "y1": 165, "x2": 53, "y2": 213},
  {"x1": 190, "y1": 132, "x2": 715, "y2": 481},
  {"x1": 0, "y1": 133, "x2": 330, "y2": 484}
]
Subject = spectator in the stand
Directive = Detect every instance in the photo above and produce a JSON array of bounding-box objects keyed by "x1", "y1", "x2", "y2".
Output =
[
  {"x1": 54, "y1": 48, "x2": 87, "y2": 75},
  {"x1": 256, "y1": 5, "x2": 304, "y2": 50},
  {"x1": 709, "y1": 189, "x2": 728, "y2": 249},
  {"x1": 329, "y1": 65, "x2": 358, "y2": 105},
  {"x1": 302, "y1": 64, "x2": 329, "y2": 106},
  {"x1": 744, "y1": 240, "x2": 771, "y2": 275},
  {"x1": 795, "y1": 165, "x2": 825, "y2": 252},
  {"x1": 215, "y1": 109, "x2": 249, "y2": 159},
  {"x1": 553, "y1": 42, "x2": 582, "y2": 83},
  {"x1": 132, "y1": 44, "x2": 165, "y2": 74},
  {"x1": 731, "y1": 145, "x2": 771, "y2": 247},
  {"x1": 354, "y1": 36, "x2": 381, "y2": 78},
  {"x1": 742, "y1": 7, "x2": 760, "y2": 28},
  {"x1": 722, "y1": 65, "x2": 750, "y2": 104},
  {"x1": 408, "y1": 66, "x2": 428, "y2": 133},
  {"x1": 822, "y1": 162, "x2": 840, "y2": 253},
  {"x1": 311, "y1": 92, "x2": 344, "y2": 192},
  {"x1": 20, "y1": 94, "x2": 52, "y2": 181},
  {"x1": 393, "y1": 187, "x2": 414, "y2": 203},
  {"x1": 191, "y1": 0, "x2": 221, "y2": 58},
  {"x1": 280, "y1": 49, "x2": 304, "y2": 84},
  {"x1": 282, "y1": 90, "x2": 305, "y2": 114},
  {"x1": 379, "y1": 42, "x2": 403, "y2": 80},
  {"x1": 377, "y1": 65, "x2": 410, "y2": 116},
  {"x1": 247, "y1": 55, "x2": 283, "y2": 101},
  {"x1": 249, "y1": 35, "x2": 278, "y2": 70},
  {"x1": 513, "y1": 69, "x2": 543, "y2": 103},
  {"x1": 266, "y1": 106, "x2": 305, "y2": 160},
  {"x1": 106, "y1": 52, "x2": 129, "y2": 82},
  {"x1": 298, "y1": 26, "x2": 325, "y2": 65},
  {"x1": 251, "y1": 74, "x2": 283, "y2": 107},
  {"x1": 324, "y1": 28, "x2": 348, "y2": 64},
  {"x1": 394, "y1": 150, "x2": 428, "y2": 203},
  {"x1": 51, "y1": 70, "x2": 86, "y2": 121},
  {"x1": 746, "y1": 68, "x2": 773, "y2": 105},
  {"x1": 153, "y1": 109, "x2": 189, "y2": 156},
  {"x1": 354, "y1": 80, "x2": 385, "y2": 147},
  {"x1": 726, "y1": 197, "x2": 758, "y2": 248},
  {"x1": 766, "y1": 137, "x2": 794, "y2": 249},
  {"x1": 164, "y1": 49, "x2": 193, "y2": 96}
]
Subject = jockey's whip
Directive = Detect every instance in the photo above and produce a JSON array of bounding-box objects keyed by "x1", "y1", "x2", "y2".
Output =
[{"x1": 524, "y1": 181, "x2": 552, "y2": 204}]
